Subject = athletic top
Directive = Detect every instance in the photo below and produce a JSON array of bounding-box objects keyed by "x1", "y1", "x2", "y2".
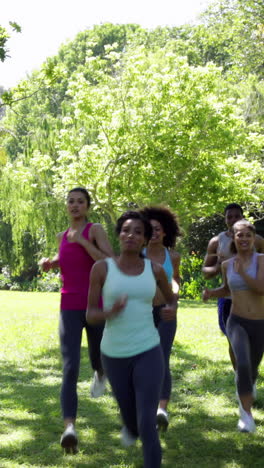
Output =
[
  {"x1": 217, "y1": 231, "x2": 233, "y2": 259},
  {"x1": 59, "y1": 223, "x2": 96, "y2": 310},
  {"x1": 101, "y1": 258, "x2": 159, "y2": 358},
  {"x1": 142, "y1": 247, "x2": 173, "y2": 283},
  {"x1": 227, "y1": 252, "x2": 258, "y2": 292}
]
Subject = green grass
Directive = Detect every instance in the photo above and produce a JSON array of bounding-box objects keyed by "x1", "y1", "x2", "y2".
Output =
[{"x1": 0, "y1": 292, "x2": 264, "y2": 467}]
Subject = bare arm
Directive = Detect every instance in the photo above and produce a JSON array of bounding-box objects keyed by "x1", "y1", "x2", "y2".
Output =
[
  {"x1": 68, "y1": 223, "x2": 114, "y2": 261},
  {"x1": 202, "y1": 236, "x2": 221, "y2": 279},
  {"x1": 234, "y1": 255, "x2": 264, "y2": 295},
  {"x1": 86, "y1": 261, "x2": 127, "y2": 324},
  {"x1": 255, "y1": 234, "x2": 264, "y2": 253},
  {"x1": 170, "y1": 251, "x2": 181, "y2": 297},
  {"x1": 203, "y1": 261, "x2": 230, "y2": 301},
  {"x1": 152, "y1": 263, "x2": 178, "y2": 320}
]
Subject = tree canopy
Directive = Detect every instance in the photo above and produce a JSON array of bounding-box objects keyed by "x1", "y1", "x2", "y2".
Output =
[{"x1": 0, "y1": 1, "x2": 264, "y2": 273}]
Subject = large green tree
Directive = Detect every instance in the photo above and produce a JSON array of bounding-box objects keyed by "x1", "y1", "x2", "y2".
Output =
[{"x1": 0, "y1": 16, "x2": 264, "y2": 273}]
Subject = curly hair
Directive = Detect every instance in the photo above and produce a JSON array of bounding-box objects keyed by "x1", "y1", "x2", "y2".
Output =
[
  {"x1": 140, "y1": 206, "x2": 181, "y2": 248},
  {"x1": 116, "y1": 210, "x2": 153, "y2": 243}
]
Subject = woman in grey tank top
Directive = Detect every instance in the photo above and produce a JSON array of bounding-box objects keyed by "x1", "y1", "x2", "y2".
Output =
[{"x1": 203, "y1": 220, "x2": 264, "y2": 433}]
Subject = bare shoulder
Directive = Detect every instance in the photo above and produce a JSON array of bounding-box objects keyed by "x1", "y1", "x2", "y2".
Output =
[
  {"x1": 255, "y1": 234, "x2": 264, "y2": 252},
  {"x1": 91, "y1": 259, "x2": 108, "y2": 280},
  {"x1": 257, "y1": 253, "x2": 264, "y2": 262},
  {"x1": 89, "y1": 222, "x2": 105, "y2": 238},
  {"x1": 169, "y1": 250, "x2": 181, "y2": 265},
  {"x1": 206, "y1": 235, "x2": 219, "y2": 253},
  {"x1": 90, "y1": 223, "x2": 104, "y2": 232}
]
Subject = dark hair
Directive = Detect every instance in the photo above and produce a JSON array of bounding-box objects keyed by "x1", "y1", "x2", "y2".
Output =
[
  {"x1": 224, "y1": 203, "x2": 243, "y2": 216},
  {"x1": 140, "y1": 205, "x2": 181, "y2": 248},
  {"x1": 68, "y1": 187, "x2": 91, "y2": 208},
  {"x1": 116, "y1": 210, "x2": 153, "y2": 243},
  {"x1": 230, "y1": 219, "x2": 256, "y2": 253}
]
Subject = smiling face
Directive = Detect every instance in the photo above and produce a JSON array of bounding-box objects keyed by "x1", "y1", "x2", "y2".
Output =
[
  {"x1": 149, "y1": 219, "x2": 165, "y2": 245},
  {"x1": 119, "y1": 218, "x2": 146, "y2": 253},
  {"x1": 233, "y1": 226, "x2": 255, "y2": 253},
  {"x1": 66, "y1": 191, "x2": 89, "y2": 220}
]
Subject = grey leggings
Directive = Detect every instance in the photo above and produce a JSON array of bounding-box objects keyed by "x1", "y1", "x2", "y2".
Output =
[
  {"x1": 60, "y1": 309, "x2": 104, "y2": 419},
  {"x1": 226, "y1": 313, "x2": 264, "y2": 396}
]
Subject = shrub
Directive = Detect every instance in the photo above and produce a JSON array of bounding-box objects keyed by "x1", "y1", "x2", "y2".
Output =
[{"x1": 180, "y1": 253, "x2": 221, "y2": 300}]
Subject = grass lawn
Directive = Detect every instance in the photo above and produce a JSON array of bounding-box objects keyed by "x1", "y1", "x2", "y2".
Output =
[{"x1": 0, "y1": 291, "x2": 264, "y2": 467}]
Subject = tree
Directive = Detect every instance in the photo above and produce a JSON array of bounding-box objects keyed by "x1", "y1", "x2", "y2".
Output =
[{"x1": 0, "y1": 21, "x2": 21, "y2": 62}]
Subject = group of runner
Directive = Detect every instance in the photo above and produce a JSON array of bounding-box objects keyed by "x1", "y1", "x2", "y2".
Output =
[{"x1": 40, "y1": 191, "x2": 264, "y2": 468}]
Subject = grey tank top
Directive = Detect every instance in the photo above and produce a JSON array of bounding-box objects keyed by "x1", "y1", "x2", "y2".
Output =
[
  {"x1": 217, "y1": 231, "x2": 233, "y2": 259},
  {"x1": 227, "y1": 252, "x2": 258, "y2": 291}
]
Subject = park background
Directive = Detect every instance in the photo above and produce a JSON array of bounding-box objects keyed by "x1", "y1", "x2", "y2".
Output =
[
  {"x1": 0, "y1": 0, "x2": 264, "y2": 295},
  {"x1": 1, "y1": 2, "x2": 264, "y2": 466}
]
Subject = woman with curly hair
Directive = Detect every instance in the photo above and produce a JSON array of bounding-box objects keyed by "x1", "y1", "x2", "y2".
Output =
[
  {"x1": 87, "y1": 210, "x2": 177, "y2": 468},
  {"x1": 140, "y1": 206, "x2": 181, "y2": 431}
]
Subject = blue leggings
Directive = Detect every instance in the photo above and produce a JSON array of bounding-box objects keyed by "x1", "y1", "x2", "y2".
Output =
[
  {"x1": 153, "y1": 305, "x2": 177, "y2": 400},
  {"x1": 217, "y1": 298, "x2": 232, "y2": 335},
  {"x1": 102, "y1": 345, "x2": 164, "y2": 468},
  {"x1": 226, "y1": 314, "x2": 264, "y2": 395},
  {"x1": 59, "y1": 309, "x2": 104, "y2": 419}
]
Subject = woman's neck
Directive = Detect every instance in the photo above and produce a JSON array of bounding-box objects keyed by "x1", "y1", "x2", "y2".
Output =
[
  {"x1": 70, "y1": 218, "x2": 88, "y2": 230},
  {"x1": 236, "y1": 250, "x2": 254, "y2": 261},
  {"x1": 146, "y1": 243, "x2": 165, "y2": 254},
  {"x1": 118, "y1": 251, "x2": 143, "y2": 265}
]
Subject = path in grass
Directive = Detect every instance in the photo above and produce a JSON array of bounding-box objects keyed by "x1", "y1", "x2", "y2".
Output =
[{"x1": 0, "y1": 291, "x2": 264, "y2": 467}]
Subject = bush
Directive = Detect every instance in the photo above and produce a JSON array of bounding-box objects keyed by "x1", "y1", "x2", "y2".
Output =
[
  {"x1": 180, "y1": 253, "x2": 221, "y2": 300},
  {"x1": 34, "y1": 272, "x2": 60, "y2": 292}
]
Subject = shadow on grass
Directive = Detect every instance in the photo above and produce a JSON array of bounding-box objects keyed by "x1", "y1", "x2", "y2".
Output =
[{"x1": 0, "y1": 340, "x2": 264, "y2": 467}]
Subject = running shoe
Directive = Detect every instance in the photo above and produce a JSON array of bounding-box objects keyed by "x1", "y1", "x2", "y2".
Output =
[
  {"x1": 237, "y1": 407, "x2": 256, "y2": 433},
  {"x1": 90, "y1": 371, "x2": 107, "y2": 398},
  {"x1": 60, "y1": 423, "x2": 78, "y2": 453},
  {"x1": 120, "y1": 426, "x2": 138, "y2": 447},
  {"x1": 156, "y1": 407, "x2": 169, "y2": 431}
]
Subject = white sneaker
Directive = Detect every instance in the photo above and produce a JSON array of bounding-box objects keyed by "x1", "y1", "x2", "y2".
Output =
[
  {"x1": 156, "y1": 407, "x2": 169, "y2": 431},
  {"x1": 237, "y1": 408, "x2": 256, "y2": 433},
  {"x1": 236, "y1": 384, "x2": 257, "y2": 402},
  {"x1": 90, "y1": 371, "x2": 107, "y2": 398},
  {"x1": 120, "y1": 426, "x2": 137, "y2": 447},
  {"x1": 60, "y1": 423, "x2": 78, "y2": 452}
]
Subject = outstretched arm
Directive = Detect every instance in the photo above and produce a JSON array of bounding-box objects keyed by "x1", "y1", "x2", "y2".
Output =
[
  {"x1": 203, "y1": 261, "x2": 230, "y2": 301},
  {"x1": 202, "y1": 236, "x2": 221, "y2": 279}
]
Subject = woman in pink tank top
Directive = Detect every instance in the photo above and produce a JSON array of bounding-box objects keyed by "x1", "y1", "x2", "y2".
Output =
[{"x1": 40, "y1": 187, "x2": 113, "y2": 453}]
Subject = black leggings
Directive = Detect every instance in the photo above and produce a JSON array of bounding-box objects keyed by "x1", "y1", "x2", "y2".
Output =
[
  {"x1": 226, "y1": 314, "x2": 264, "y2": 396},
  {"x1": 59, "y1": 309, "x2": 104, "y2": 419},
  {"x1": 153, "y1": 305, "x2": 177, "y2": 400},
  {"x1": 102, "y1": 345, "x2": 164, "y2": 468}
]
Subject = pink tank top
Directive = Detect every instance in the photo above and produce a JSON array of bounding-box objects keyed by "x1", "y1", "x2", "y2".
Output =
[{"x1": 59, "y1": 223, "x2": 96, "y2": 310}]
